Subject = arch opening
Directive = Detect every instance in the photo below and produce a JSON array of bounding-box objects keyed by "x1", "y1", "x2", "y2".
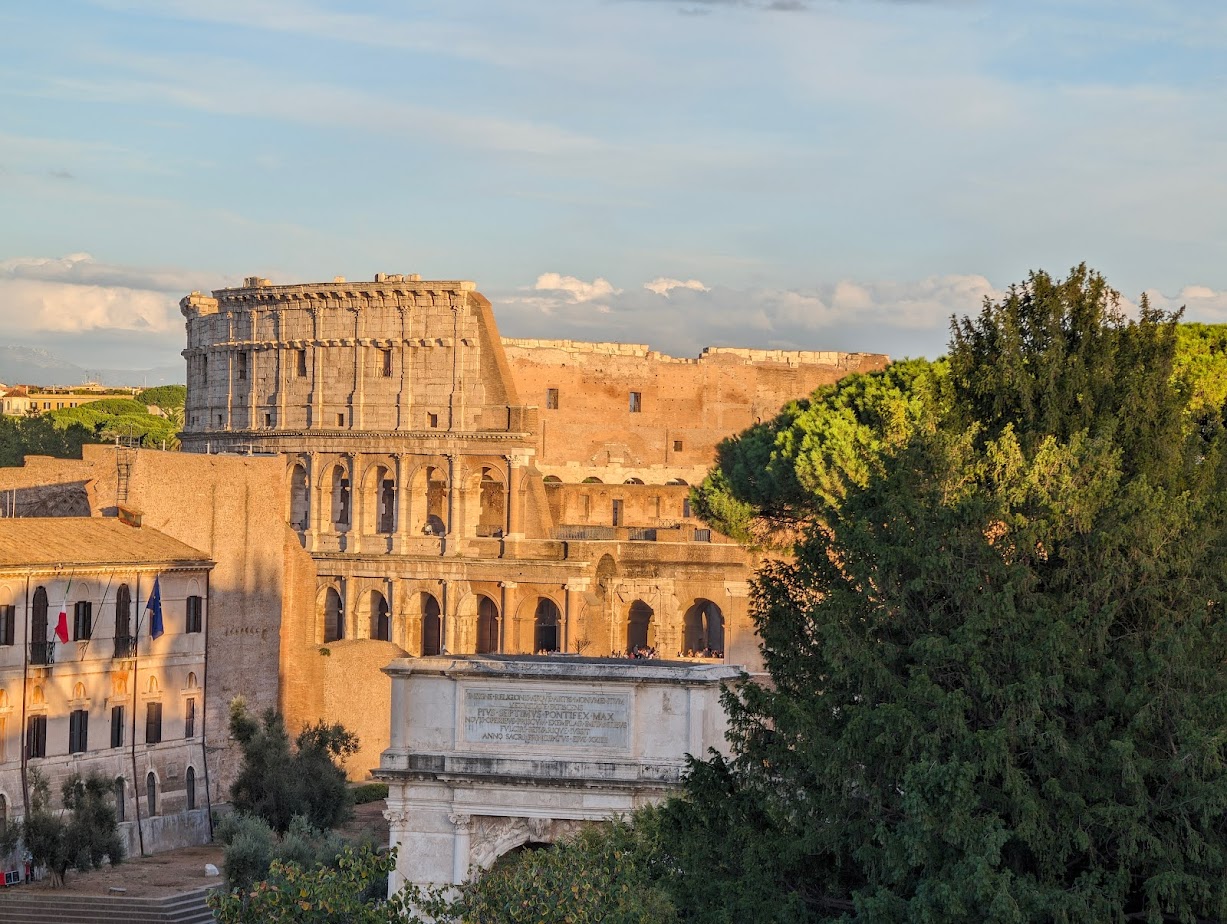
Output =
[
  {"x1": 323, "y1": 587, "x2": 344, "y2": 643},
  {"x1": 627, "y1": 600, "x2": 655, "y2": 652},
  {"x1": 534, "y1": 598, "x2": 560, "y2": 653},
  {"x1": 289, "y1": 464, "x2": 309, "y2": 531},
  {"x1": 683, "y1": 599, "x2": 725, "y2": 655},
  {"x1": 476, "y1": 595, "x2": 499, "y2": 654},
  {"x1": 371, "y1": 590, "x2": 391, "y2": 642},
  {"x1": 421, "y1": 593, "x2": 442, "y2": 656}
]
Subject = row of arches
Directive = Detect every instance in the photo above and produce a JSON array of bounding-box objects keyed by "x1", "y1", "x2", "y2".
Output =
[
  {"x1": 290, "y1": 460, "x2": 507, "y2": 537},
  {"x1": 544, "y1": 476, "x2": 690, "y2": 486},
  {"x1": 318, "y1": 588, "x2": 724, "y2": 656}
]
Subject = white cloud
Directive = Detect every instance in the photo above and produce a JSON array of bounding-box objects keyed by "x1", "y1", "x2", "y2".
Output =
[
  {"x1": 0, "y1": 254, "x2": 212, "y2": 335},
  {"x1": 1142, "y1": 285, "x2": 1227, "y2": 321},
  {"x1": 644, "y1": 277, "x2": 710, "y2": 296},
  {"x1": 533, "y1": 273, "x2": 621, "y2": 304}
]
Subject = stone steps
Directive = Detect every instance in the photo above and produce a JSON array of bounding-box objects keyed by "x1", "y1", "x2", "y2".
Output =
[{"x1": 0, "y1": 884, "x2": 218, "y2": 923}]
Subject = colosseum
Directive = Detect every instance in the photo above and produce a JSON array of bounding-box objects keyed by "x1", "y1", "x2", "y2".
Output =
[{"x1": 178, "y1": 274, "x2": 889, "y2": 770}]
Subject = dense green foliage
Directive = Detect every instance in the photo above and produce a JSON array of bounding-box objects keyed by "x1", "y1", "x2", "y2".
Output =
[
  {"x1": 672, "y1": 266, "x2": 1227, "y2": 922},
  {"x1": 135, "y1": 384, "x2": 186, "y2": 410},
  {"x1": 0, "y1": 413, "x2": 97, "y2": 467},
  {"x1": 20, "y1": 769, "x2": 124, "y2": 887},
  {"x1": 228, "y1": 699, "x2": 359, "y2": 834},
  {"x1": 215, "y1": 812, "x2": 349, "y2": 892},
  {"x1": 351, "y1": 782, "x2": 390, "y2": 805},
  {"x1": 48, "y1": 397, "x2": 179, "y2": 448},
  {"x1": 210, "y1": 818, "x2": 673, "y2": 924}
]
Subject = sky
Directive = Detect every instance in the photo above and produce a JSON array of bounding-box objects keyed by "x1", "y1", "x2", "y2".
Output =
[{"x1": 2, "y1": 0, "x2": 1226, "y2": 375}]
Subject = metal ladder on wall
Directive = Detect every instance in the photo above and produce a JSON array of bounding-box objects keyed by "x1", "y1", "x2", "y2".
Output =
[{"x1": 115, "y1": 441, "x2": 138, "y2": 504}]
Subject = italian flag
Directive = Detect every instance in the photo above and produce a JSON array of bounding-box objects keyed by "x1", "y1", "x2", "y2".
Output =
[{"x1": 55, "y1": 581, "x2": 70, "y2": 643}]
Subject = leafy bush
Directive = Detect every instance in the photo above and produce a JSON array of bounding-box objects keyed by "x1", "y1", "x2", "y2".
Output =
[
  {"x1": 351, "y1": 783, "x2": 388, "y2": 805},
  {"x1": 135, "y1": 384, "x2": 186, "y2": 409}
]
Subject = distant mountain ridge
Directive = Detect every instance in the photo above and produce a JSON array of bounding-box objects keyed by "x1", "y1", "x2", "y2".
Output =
[{"x1": 0, "y1": 345, "x2": 183, "y2": 387}]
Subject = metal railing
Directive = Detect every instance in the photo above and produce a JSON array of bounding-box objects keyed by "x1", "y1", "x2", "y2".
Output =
[
  {"x1": 693, "y1": 528, "x2": 712, "y2": 543},
  {"x1": 113, "y1": 635, "x2": 138, "y2": 659},
  {"x1": 628, "y1": 528, "x2": 657, "y2": 541},
  {"x1": 554, "y1": 525, "x2": 617, "y2": 541},
  {"x1": 30, "y1": 640, "x2": 56, "y2": 666}
]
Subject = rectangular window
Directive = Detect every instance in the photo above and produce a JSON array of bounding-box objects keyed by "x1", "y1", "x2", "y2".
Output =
[
  {"x1": 673, "y1": 440, "x2": 683, "y2": 452},
  {"x1": 264, "y1": 412, "x2": 272, "y2": 428},
  {"x1": 111, "y1": 706, "x2": 125, "y2": 749},
  {"x1": 69, "y1": 709, "x2": 89, "y2": 754},
  {"x1": 74, "y1": 601, "x2": 92, "y2": 640},
  {"x1": 295, "y1": 349, "x2": 308, "y2": 377},
  {"x1": 629, "y1": 391, "x2": 642, "y2": 413},
  {"x1": 612, "y1": 499, "x2": 624, "y2": 527},
  {"x1": 185, "y1": 698, "x2": 197, "y2": 739},
  {"x1": 186, "y1": 595, "x2": 203, "y2": 634},
  {"x1": 337, "y1": 412, "x2": 346, "y2": 427},
  {"x1": 379, "y1": 349, "x2": 393, "y2": 378},
  {"x1": 145, "y1": 702, "x2": 163, "y2": 745},
  {"x1": 0, "y1": 717, "x2": 7, "y2": 762},
  {"x1": 683, "y1": 497, "x2": 692, "y2": 518},
  {"x1": 428, "y1": 412, "x2": 439, "y2": 428},
  {"x1": 237, "y1": 352, "x2": 248, "y2": 381},
  {"x1": 546, "y1": 388, "x2": 559, "y2": 410},
  {"x1": 0, "y1": 605, "x2": 14, "y2": 645},
  {"x1": 580, "y1": 495, "x2": 590, "y2": 518},
  {"x1": 26, "y1": 715, "x2": 47, "y2": 759}
]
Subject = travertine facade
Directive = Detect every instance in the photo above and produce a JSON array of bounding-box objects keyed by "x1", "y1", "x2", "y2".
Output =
[{"x1": 179, "y1": 275, "x2": 888, "y2": 777}]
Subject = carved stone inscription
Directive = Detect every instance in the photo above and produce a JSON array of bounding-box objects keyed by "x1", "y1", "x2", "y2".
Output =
[{"x1": 464, "y1": 688, "x2": 630, "y2": 750}]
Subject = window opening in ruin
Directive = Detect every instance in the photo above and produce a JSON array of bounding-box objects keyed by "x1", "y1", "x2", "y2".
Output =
[
  {"x1": 69, "y1": 709, "x2": 89, "y2": 753},
  {"x1": 624, "y1": 477, "x2": 644, "y2": 485},
  {"x1": 114, "y1": 584, "x2": 133, "y2": 657},
  {"x1": 146, "y1": 702, "x2": 163, "y2": 744},
  {"x1": 683, "y1": 497, "x2": 692, "y2": 518},
  {"x1": 218, "y1": 414, "x2": 224, "y2": 426},
  {"x1": 186, "y1": 595, "x2": 203, "y2": 633},
  {"x1": 546, "y1": 388, "x2": 559, "y2": 410},
  {"x1": 290, "y1": 464, "x2": 310, "y2": 531},
  {"x1": 428, "y1": 412, "x2": 439, "y2": 428},
  {"x1": 74, "y1": 600, "x2": 92, "y2": 641},
  {"x1": 477, "y1": 469, "x2": 505, "y2": 537},
  {"x1": 477, "y1": 596, "x2": 499, "y2": 654},
  {"x1": 379, "y1": 478, "x2": 395, "y2": 533},
  {"x1": 185, "y1": 697, "x2": 197, "y2": 738},
  {"x1": 629, "y1": 391, "x2": 642, "y2": 413},
  {"x1": 371, "y1": 592, "x2": 390, "y2": 642},
  {"x1": 582, "y1": 476, "x2": 602, "y2": 484},
  {"x1": 187, "y1": 766, "x2": 197, "y2": 810},
  {"x1": 296, "y1": 349, "x2": 307, "y2": 377},
  {"x1": 379, "y1": 349, "x2": 393, "y2": 378},
  {"x1": 627, "y1": 600, "x2": 655, "y2": 651},
  {"x1": 683, "y1": 600, "x2": 725, "y2": 655},
  {"x1": 111, "y1": 706, "x2": 125, "y2": 748},
  {"x1": 332, "y1": 469, "x2": 351, "y2": 529},
  {"x1": 323, "y1": 587, "x2": 344, "y2": 643},
  {"x1": 146, "y1": 772, "x2": 157, "y2": 816},
  {"x1": 653, "y1": 496, "x2": 661, "y2": 518},
  {"x1": 337, "y1": 412, "x2": 346, "y2": 427},
  {"x1": 0, "y1": 605, "x2": 13, "y2": 646},
  {"x1": 265, "y1": 412, "x2": 272, "y2": 428},
  {"x1": 421, "y1": 594, "x2": 442, "y2": 656},
  {"x1": 612, "y1": 499, "x2": 624, "y2": 527},
  {"x1": 673, "y1": 440, "x2": 683, "y2": 452},
  {"x1": 534, "y1": 598, "x2": 560, "y2": 652},
  {"x1": 0, "y1": 795, "x2": 5, "y2": 839},
  {"x1": 237, "y1": 352, "x2": 248, "y2": 381},
  {"x1": 26, "y1": 715, "x2": 47, "y2": 758},
  {"x1": 114, "y1": 779, "x2": 125, "y2": 822},
  {"x1": 424, "y1": 467, "x2": 447, "y2": 535}
]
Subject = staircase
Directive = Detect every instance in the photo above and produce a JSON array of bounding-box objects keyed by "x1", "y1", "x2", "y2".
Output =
[
  {"x1": 116, "y1": 444, "x2": 138, "y2": 504},
  {"x1": 0, "y1": 884, "x2": 217, "y2": 923}
]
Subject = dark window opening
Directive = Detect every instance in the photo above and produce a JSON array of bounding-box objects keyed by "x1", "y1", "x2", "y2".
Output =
[
  {"x1": 114, "y1": 584, "x2": 132, "y2": 657},
  {"x1": 186, "y1": 767, "x2": 197, "y2": 811},
  {"x1": 371, "y1": 592, "x2": 390, "y2": 642},
  {"x1": 185, "y1": 697, "x2": 197, "y2": 739},
  {"x1": 380, "y1": 349, "x2": 393, "y2": 377},
  {"x1": 264, "y1": 412, "x2": 272, "y2": 428},
  {"x1": 323, "y1": 588, "x2": 344, "y2": 643},
  {"x1": 534, "y1": 598, "x2": 560, "y2": 653},
  {"x1": 379, "y1": 479, "x2": 396, "y2": 533},
  {"x1": 673, "y1": 440, "x2": 683, "y2": 452},
  {"x1": 69, "y1": 709, "x2": 89, "y2": 754},
  {"x1": 0, "y1": 605, "x2": 13, "y2": 646},
  {"x1": 146, "y1": 773, "x2": 157, "y2": 816},
  {"x1": 237, "y1": 352, "x2": 248, "y2": 381},
  {"x1": 428, "y1": 412, "x2": 439, "y2": 428},
  {"x1": 612, "y1": 499, "x2": 623, "y2": 527},
  {"x1": 146, "y1": 702, "x2": 163, "y2": 745},
  {"x1": 296, "y1": 349, "x2": 308, "y2": 377},
  {"x1": 627, "y1": 600, "x2": 655, "y2": 651},
  {"x1": 111, "y1": 706, "x2": 125, "y2": 749},
  {"x1": 421, "y1": 594, "x2": 441, "y2": 656},
  {"x1": 114, "y1": 779, "x2": 125, "y2": 823},
  {"x1": 74, "y1": 600, "x2": 92, "y2": 641},
  {"x1": 26, "y1": 715, "x2": 47, "y2": 759},
  {"x1": 186, "y1": 595, "x2": 203, "y2": 633},
  {"x1": 337, "y1": 412, "x2": 346, "y2": 427},
  {"x1": 31, "y1": 586, "x2": 50, "y2": 665},
  {"x1": 629, "y1": 391, "x2": 642, "y2": 413},
  {"x1": 476, "y1": 596, "x2": 499, "y2": 654},
  {"x1": 546, "y1": 388, "x2": 559, "y2": 410}
]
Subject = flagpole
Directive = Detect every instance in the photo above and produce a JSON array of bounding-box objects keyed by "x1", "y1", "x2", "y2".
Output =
[{"x1": 131, "y1": 573, "x2": 145, "y2": 857}]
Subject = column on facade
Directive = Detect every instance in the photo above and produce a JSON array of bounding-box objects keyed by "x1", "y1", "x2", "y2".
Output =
[
  {"x1": 444, "y1": 454, "x2": 458, "y2": 554},
  {"x1": 309, "y1": 305, "x2": 324, "y2": 429},
  {"x1": 448, "y1": 813, "x2": 473, "y2": 884},
  {"x1": 392, "y1": 454, "x2": 408, "y2": 553},
  {"x1": 498, "y1": 581, "x2": 515, "y2": 653},
  {"x1": 303, "y1": 452, "x2": 318, "y2": 552},
  {"x1": 247, "y1": 307, "x2": 259, "y2": 429},
  {"x1": 396, "y1": 303, "x2": 410, "y2": 430},
  {"x1": 352, "y1": 304, "x2": 365, "y2": 431}
]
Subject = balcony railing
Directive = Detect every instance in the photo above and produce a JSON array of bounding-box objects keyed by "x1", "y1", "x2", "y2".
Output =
[
  {"x1": 628, "y1": 528, "x2": 657, "y2": 542},
  {"x1": 113, "y1": 635, "x2": 137, "y2": 659},
  {"x1": 693, "y1": 528, "x2": 712, "y2": 543},
  {"x1": 554, "y1": 525, "x2": 617, "y2": 541},
  {"x1": 30, "y1": 640, "x2": 56, "y2": 666}
]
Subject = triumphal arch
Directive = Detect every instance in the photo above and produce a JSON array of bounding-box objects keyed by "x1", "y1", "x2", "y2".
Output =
[{"x1": 376, "y1": 654, "x2": 740, "y2": 888}]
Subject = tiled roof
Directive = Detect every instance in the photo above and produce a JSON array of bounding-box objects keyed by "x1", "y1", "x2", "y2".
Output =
[{"x1": 0, "y1": 517, "x2": 211, "y2": 568}]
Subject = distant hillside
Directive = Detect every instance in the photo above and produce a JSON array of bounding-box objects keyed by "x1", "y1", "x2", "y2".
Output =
[{"x1": 0, "y1": 345, "x2": 182, "y2": 388}]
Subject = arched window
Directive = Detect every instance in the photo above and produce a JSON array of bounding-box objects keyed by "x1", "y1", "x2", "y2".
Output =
[
  {"x1": 289, "y1": 464, "x2": 310, "y2": 531},
  {"x1": 477, "y1": 468, "x2": 505, "y2": 537},
  {"x1": 543, "y1": 475, "x2": 562, "y2": 484},
  {"x1": 323, "y1": 587, "x2": 344, "y2": 643},
  {"x1": 421, "y1": 594, "x2": 441, "y2": 656},
  {"x1": 186, "y1": 767, "x2": 197, "y2": 811},
  {"x1": 331, "y1": 466, "x2": 351, "y2": 531},
  {"x1": 0, "y1": 793, "x2": 7, "y2": 839},
  {"x1": 31, "y1": 586, "x2": 49, "y2": 665},
  {"x1": 146, "y1": 772, "x2": 157, "y2": 816},
  {"x1": 147, "y1": 677, "x2": 160, "y2": 695},
  {"x1": 581, "y1": 477, "x2": 603, "y2": 484},
  {"x1": 534, "y1": 598, "x2": 560, "y2": 653},
  {"x1": 623, "y1": 477, "x2": 644, "y2": 485},
  {"x1": 114, "y1": 778, "x2": 125, "y2": 823},
  {"x1": 683, "y1": 600, "x2": 725, "y2": 654},
  {"x1": 627, "y1": 600, "x2": 655, "y2": 651},
  {"x1": 476, "y1": 596, "x2": 499, "y2": 654},
  {"x1": 371, "y1": 591, "x2": 390, "y2": 642},
  {"x1": 186, "y1": 672, "x2": 198, "y2": 689}
]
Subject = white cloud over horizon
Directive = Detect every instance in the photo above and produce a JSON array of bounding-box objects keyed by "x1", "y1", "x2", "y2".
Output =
[{"x1": 645, "y1": 277, "x2": 710, "y2": 296}]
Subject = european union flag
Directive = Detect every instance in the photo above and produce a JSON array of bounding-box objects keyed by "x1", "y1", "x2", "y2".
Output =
[{"x1": 147, "y1": 576, "x2": 164, "y2": 640}]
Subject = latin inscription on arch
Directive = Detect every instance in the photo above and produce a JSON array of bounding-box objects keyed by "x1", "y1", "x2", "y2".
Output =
[{"x1": 463, "y1": 687, "x2": 630, "y2": 750}]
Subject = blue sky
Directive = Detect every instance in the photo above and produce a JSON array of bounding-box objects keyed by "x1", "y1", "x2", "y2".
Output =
[{"x1": 2, "y1": 0, "x2": 1226, "y2": 373}]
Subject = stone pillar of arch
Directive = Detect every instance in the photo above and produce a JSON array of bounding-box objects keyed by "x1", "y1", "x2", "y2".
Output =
[
  {"x1": 391, "y1": 454, "x2": 409, "y2": 554},
  {"x1": 247, "y1": 308, "x2": 259, "y2": 429},
  {"x1": 498, "y1": 581, "x2": 515, "y2": 653},
  {"x1": 443, "y1": 454, "x2": 458, "y2": 556},
  {"x1": 301, "y1": 453, "x2": 317, "y2": 552},
  {"x1": 309, "y1": 307, "x2": 323, "y2": 430},
  {"x1": 723, "y1": 580, "x2": 751, "y2": 665}
]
